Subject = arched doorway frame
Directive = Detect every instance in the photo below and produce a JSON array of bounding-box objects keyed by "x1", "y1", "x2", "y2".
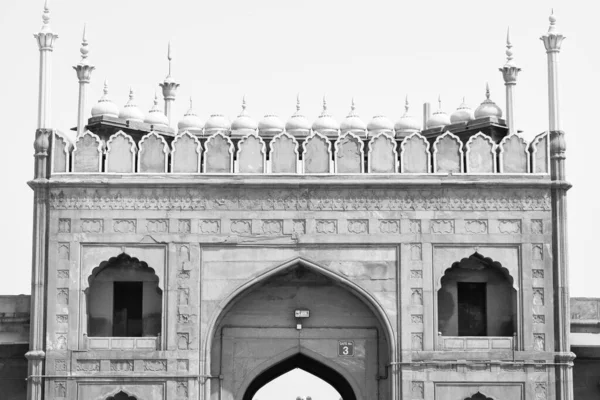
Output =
[
  {"x1": 202, "y1": 256, "x2": 398, "y2": 400},
  {"x1": 236, "y1": 346, "x2": 361, "y2": 400}
]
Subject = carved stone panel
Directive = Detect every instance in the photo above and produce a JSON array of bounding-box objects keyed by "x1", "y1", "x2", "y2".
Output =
[
  {"x1": 465, "y1": 219, "x2": 488, "y2": 234},
  {"x1": 113, "y1": 219, "x2": 136, "y2": 233},
  {"x1": 204, "y1": 133, "x2": 233, "y2": 173},
  {"x1": 172, "y1": 131, "x2": 201, "y2": 173},
  {"x1": 335, "y1": 132, "x2": 364, "y2": 173},
  {"x1": 58, "y1": 243, "x2": 70, "y2": 260},
  {"x1": 431, "y1": 219, "x2": 454, "y2": 234},
  {"x1": 138, "y1": 131, "x2": 169, "y2": 173},
  {"x1": 72, "y1": 131, "x2": 102, "y2": 173},
  {"x1": 411, "y1": 381, "x2": 424, "y2": 399},
  {"x1": 532, "y1": 244, "x2": 543, "y2": 260},
  {"x1": 55, "y1": 381, "x2": 67, "y2": 397},
  {"x1": 433, "y1": 132, "x2": 463, "y2": 173},
  {"x1": 269, "y1": 132, "x2": 298, "y2": 173},
  {"x1": 110, "y1": 360, "x2": 133, "y2": 372},
  {"x1": 411, "y1": 289, "x2": 423, "y2": 305},
  {"x1": 237, "y1": 133, "x2": 266, "y2": 173},
  {"x1": 177, "y1": 359, "x2": 189, "y2": 371},
  {"x1": 177, "y1": 333, "x2": 189, "y2": 350},
  {"x1": 500, "y1": 133, "x2": 529, "y2": 173},
  {"x1": 533, "y1": 288, "x2": 545, "y2": 306},
  {"x1": 498, "y1": 219, "x2": 521, "y2": 234},
  {"x1": 178, "y1": 219, "x2": 191, "y2": 234},
  {"x1": 409, "y1": 220, "x2": 421, "y2": 234},
  {"x1": 401, "y1": 133, "x2": 429, "y2": 173},
  {"x1": 231, "y1": 220, "x2": 251, "y2": 234},
  {"x1": 410, "y1": 244, "x2": 422, "y2": 260},
  {"x1": 534, "y1": 334, "x2": 545, "y2": 351},
  {"x1": 466, "y1": 132, "x2": 496, "y2": 173},
  {"x1": 262, "y1": 220, "x2": 283, "y2": 235},
  {"x1": 532, "y1": 219, "x2": 543, "y2": 234},
  {"x1": 76, "y1": 360, "x2": 100, "y2": 372},
  {"x1": 106, "y1": 131, "x2": 136, "y2": 173},
  {"x1": 143, "y1": 360, "x2": 167, "y2": 371},
  {"x1": 58, "y1": 218, "x2": 71, "y2": 233},
  {"x1": 81, "y1": 219, "x2": 103, "y2": 233},
  {"x1": 177, "y1": 381, "x2": 189, "y2": 397},
  {"x1": 200, "y1": 220, "x2": 220, "y2": 234},
  {"x1": 57, "y1": 288, "x2": 69, "y2": 305},
  {"x1": 303, "y1": 133, "x2": 331, "y2": 173},
  {"x1": 379, "y1": 220, "x2": 399, "y2": 234},
  {"x1": 347, "y1": 219, "x2": 368, "y2": 234},
  {"x1": 178, "y1": 288, "x2": 190, "y2": 305},
  {"x1": 292, "y1": 220, "x2": 306, "y2": 235},
  {"x1": 147, "y1": 219, "x2": 168, "y2": 233},
  {"x1": 316, "y1": 219, "x2": 337, "y2": 234},
  {"x1": 411, "y1": 333, "x2": 423, "y2": 350}
]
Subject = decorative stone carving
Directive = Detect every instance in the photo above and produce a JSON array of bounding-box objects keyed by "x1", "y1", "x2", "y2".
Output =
[
  {"x1": 49, "y1": 187, "x2": 552, "y2": 212},
  {"x1": 411, "y1": 381, "x2": 424, "y2": 399},
  {"x1": 269, "y1": 131, "x2": 299, "y2": 173},
  {"x1": 143, "y1": 360, "x2": 167, "y2": 371},
  {"x1": 498, "y1": 219, "x2": 521, "y2": 234},
  {"x1": 465, "y1": 391, "x2": 493, "y2": 400},
  {"x1": 57, "y1": 288, "x2": 69, "y2": 305},
  {"x1": 532, "y1": 219, "x2": 543, "y2": 234},
  {"x1": 179, "y1": 245, "x2": 190, "y2": 262},
  {"x1": 533, "y1": 314, "x2": 545, "y2": 324},
  {"x1": 176, "y1": 381, "x2": 189, "y2": 397},
  {"x1": 466, "y1": 132, "x2": 496, "y2": 173},
  {"x1": 465, "y1": 220, "x2": 487, "y2": 234},
  {"x1": 410, "y1": 244, "x2": 422, "y2": 260},
  {"x1": 76, "y1": 360, "x2": 100, "y2": 372},
  {"x1": 431, "y1": 219, "x2": 454, "y2": 234},
  {"x1": 72, "y1": 131, "x2": 102, "y2": 173},
  {"x1": 535, "y1": 382, "x2": 547, "y2": 400},
  {"x1": 433, "y1": 131, "x2": 463, "y2": 173},
  {"x1": 178, "y1": 288, "x2": 190, "y2": 305},
  {"x1": 262, "y1": 220, "x2": 283, "y2": 235},
  {"x1": 303, "y1": 132, "x2": 332, "y2": 173},
  {"x1": 106, "y1": 131, "x2": 136, "y2": 173},
  {"x1": 379, "y1": 220, "x2": 399, "y2": 234},
  {"x1": 178, "y1": 313, "x2": 192, "y2": 324},
  {"x1": 147, "y1": 219, "x2": 168, "y2": 233},
  {"x1": 178, "y1": 219, "x2": 191, "y2": 233},
  {"x1": 401, "y1": 132, "x2": 430, "y2": 173},
  {"x1": 138, "y1": 131, "x2": 169, "y2": 173},
  {"x1": 110, "y1": 360, "x2": 133, "y2": 371},
  {"x1": 113, "y1": 219, "x2": 136, "y2": 233},
  {"x1": 55, "y1": 359, "x2": 67, "y2": 372},
  {"x1": 178, "y1": 269, "x2": 191, "y2": 280},
  {"x1": 410, "y1": 270, "x2": 423, "y2": 279},
  {"x1": 531, "y1": 132, "x2": 549, "y2": 174},
  {"x1": 534, "y1": 334, "x2": 545, "y2": 351},
  {"x1": 368, "y1": 132, "x2": 397, "y2": 173},
  {"x1": 200, "y1": 219, "x2": 220, "y2": 234},
  {"x1": 533, "y1": 288, "x2": 545, "y2": 306},
  {"x1": 81, "y1": 219, "x2": 103, "y2": 233},
  {"x1": 411, "y1": 289, "x2": 423, "y2": 305},
  {"x1": 177, "y1": 333, "x2": 189, "y2": 350},
  {"x1": 231, "y1": 220, "x2": 251, "y2": 234},
  {"x1": 58, "y1": 218, "x2": 71, "y2": 233},
  {"x1": 316, "y1": 219, "x2": 337, "y2": 234},
  {"x1": 532, "y1": 269, "x2": 544, "y2": 279},
  {"x1": 204, "y1": 132, "x2": 234, "y2": 173},
  {"x1": 500, "y1": 132, "x2": 529, "y2": 173},
  {"x1": 409, "y1": 220, "x2": 421, "y2": 234},
  {"x1": 411, "y1": 333, "x2": 423, "y2": 350},
  {"x1": 57, "y1": 270, "x2": 69, "y2": 279},
  {"x1": 411, "y1": 315, "x2": 423, "y2": 324},
  {"x1": 55, "y1": 381, "x2": 67, "y2": 397},
  {"x1": 172, "y1": 131, "x2": 201, "y2": 173},
  {"x1": 500, "y1": 363, "x2": 524, "y2": 372},
  {"x1": 56, "y1": 314, "x2": 68, "y2": 324},
  {"x1": 292, "y1": 220, "x2": 306, "y2": 235},
  {"x1": 58, "y1": 243, "x2": 70, "y2": 260},
  {"x1": 237, "y1": 132, "x2": 266, "y2": 173},
  {"x1": 347, "y1": 219, "x2": 368, "y2": 234},
  {"x1": 177, "y1": 359, "x2": 189, "y2": 371},
  {"x1": 532, "y1": 244, "x2": 543, "y2": 260}
]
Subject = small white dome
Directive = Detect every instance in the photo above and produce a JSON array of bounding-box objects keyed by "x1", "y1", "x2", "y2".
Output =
[
  {"x1": 340, "y1": 100, "x2": 366, "y2": 134},
  {"x1": 427, "y1": 97, "x2": 451, "y2": 129},
  {"x1": 450, "y1": 98, "x2": 475, "y2": 124},
  {"x1": 231, "y1": 97, "x2": 258, "y2": 133},
  {"x1": 474, "y1": 85, "x2": 503, "y2": 119},
  {"x1": 178, "y1": 98, "x2": 204, "y2": 134},
  {"x1": 367, "y1": 115, "x2": 394, "y2": 132},
  {"x1": 312, "y1": 97, "x2": 339, "y2": 136},
  {"x1": 285, "y1": 95, "x2": 311, "y2": 134},
  {"x1": 91, "y1": 80, "x2": 119, "y2": 118},
  {"x1": 394, "y1": 97, "x2": 421, "y2": 135},
  {"x1": 258, "y1": 114, "x2": 284, "y2": 133},
  {"x1": 205, "y1": 114, "x2": 231, "y2": 132},
  {"x1": 144, "y1": 93, "x2": 169, "y2": 126},
  {"x1": 118, "y1": 88, "x2": 144, "y2": 122}
]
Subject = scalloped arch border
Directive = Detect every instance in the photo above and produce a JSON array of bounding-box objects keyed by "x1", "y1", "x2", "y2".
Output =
[
  {"x1": 433, "y1": 130, "x2": 464, "y2": 173},
  {"x1": 268, "y1": 131, "x2": 299, "y2": 173},
  {"x1": 236, "y1": 131, "x2": 267, "y2": 173},
  {"x1": 438, "y1": 251, "x2": 517, "y2": 291},
  {"x1": 86, "y1": 252, "x2": 162, "y2": 292},
  {"x1": 367, "y1": 131, "x2": 398, "y2": 173},
  {"x1": 302, "y1": 131, "x2": 333, "y2": 174},
  {"x1": 171, "y1": 130, "x2": 202, "y2": 173},
  {"x1": 203, "y1": 131, "x2": 235, "y2": 173},
  {"x1": 335, "y1": 131, "x2": 365, "y2": 173}
]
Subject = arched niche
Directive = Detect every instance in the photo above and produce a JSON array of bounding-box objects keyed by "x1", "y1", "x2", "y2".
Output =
[
  {"x1": 530, "y1": 131, "x2": 549, "y2": 174},
  {"x1": 51, "y1": 131, "x2": 71, "y2": 173},
  {"x1": 302, "y1": 132, "x2": 332, "y2": 173},
  {"x1": 106, "y1": 391, "x2": 137, "y2": 400},
  {"x1": 465, "y1": 392, "x2": 494, "y2": 400},
  {"x1": 86, "y1": 253, "x2": 162, "y2": 338},
  {"x1": 203, "y1": 257, "x2": 397, "y2": 400},
  {"x1": 72, "y1": 130, "x2": 103, "y2": 173},
  {"x1": 236, "y1": 132, "x2": 266, "y2": 173},
  {"x1": 334, "y1": 131, "x2": 364, "y2": 173},
  {"x1": 106, "y1": 131, "x2": 136, "y2": 173},
  {"x1": 367, "y1": 132, "x2": 398, "y2": 173},
  {"x1": 437, "y1": 252, "x2": 517, "y2": 337},
  {"x1": 138, "y1": 131, "x2": 169, "y2": 173},
  {"x1": 400, "y1": 132, "x2": 430, "y2": 173},
  {"x1": 269, "y1": 131, "x2": 299, "y2": 173},
  {"x1": 433, "y1": 131, "x2": 463, "y2": 173},
  {"x1": 465, "y1": 132, "x2": 496, "y2": 173},
  {"x1": 171, "y1": 131, "x2": 202, "y2": 173},
  {"x1": 204, "y1": 132, "x2": 234, "y2": 173},
  {"x1": 499, "y1": 132, "x2": 529, "y2": 173}
]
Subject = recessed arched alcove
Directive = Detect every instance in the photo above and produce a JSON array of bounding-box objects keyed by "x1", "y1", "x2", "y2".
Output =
[
  {"x1": 107, "y1": 391, "x2": 137, "y2": 400},
  {"x1": 86, "y1": 253, "x2": 162, "y2": 337},
  {"x1": 243, "y1": 353, "x2": 355, "y2": 400},
  {"x1": 438, "y1": 252, "x2": 516, "y2": 337}
]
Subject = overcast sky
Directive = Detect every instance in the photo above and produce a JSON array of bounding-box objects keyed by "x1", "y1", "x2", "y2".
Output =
[{"x1": 0, "y1": 0, "x2": 597, "y2": 397}]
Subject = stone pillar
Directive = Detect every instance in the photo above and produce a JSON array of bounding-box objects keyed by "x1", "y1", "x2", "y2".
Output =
[
  {"x1": 73, "y1": 25, "x2": 95, "y2": 137},
  {"x1": 500, "y1": 28, "x2": 521, "y2": 134},
  {"x1": 541, "y1": 11, "x2": 575, "y2": 400},
  {"x1": 33, "y1": 0, "x2": 58, "y2": 130}
]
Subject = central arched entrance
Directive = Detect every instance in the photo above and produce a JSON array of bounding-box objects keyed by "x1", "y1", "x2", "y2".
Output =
[
  {"x1": 243, "y1": 353, "x2": 356, "y2": 400},
  {"x1": 206, "y1": 257, "x2": 395, "y2": 400}
]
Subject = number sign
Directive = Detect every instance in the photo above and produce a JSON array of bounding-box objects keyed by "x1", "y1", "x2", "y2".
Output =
[{"x1": 338, "y1": 340, "x2": 354, "y2": 357}]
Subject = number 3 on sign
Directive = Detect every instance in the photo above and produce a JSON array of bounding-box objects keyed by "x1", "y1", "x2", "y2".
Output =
[{"x1": 338, "y1": 340, "x2": 354, "y2": 357}]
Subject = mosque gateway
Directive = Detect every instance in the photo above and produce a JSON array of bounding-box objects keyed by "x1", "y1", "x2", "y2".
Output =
[{"x1": 5, "y1": 2, "x2": 593, "y2": 400}]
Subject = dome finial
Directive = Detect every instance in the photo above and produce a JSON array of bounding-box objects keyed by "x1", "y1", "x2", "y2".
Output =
[
  {"x1": 189, "y1": 96, "x2": 193, "y2": 110},
  {"x1": 103, "y1": 79, "x2": 109, "y2": 95},
  {"x1": 167, "y1": 41, "x2": 173, "y2": 79},
  {"x1": 548, "y1": 9, "x2": 557, "y2": 33},
  {"x1": 485, "y1": 83, "x2": 491, "y2": 100},
  {"x1": 41, "y1": 0, "x2": 51, "y2": 31},
  {"x1": 322, "y1": 95, "x2": 328, "y2": 113},
  {"x1": 437, "y1": 95, "x2": 442, "y2": 110},
  {"x1": 351, "y1": 97, "x2": 356, "y2": 113},
  {"x1": 153, "y1": 90, "x2": 160, "y2": 106},
  {"x1": 296, "y1": 93, "x2": 301, "y2": 112},
  {"x1": 79, "y1": 23, "x2": 89, "y2": 65},
  {"x1": 504, "y1": 27, "x2": 516, "y2": 67},
  {"x1": 128, "y1": 86, "x2": 134, "y2": 101},
  {"x1": 404, "y1": 95, "x2": 409, "y2": 113}
]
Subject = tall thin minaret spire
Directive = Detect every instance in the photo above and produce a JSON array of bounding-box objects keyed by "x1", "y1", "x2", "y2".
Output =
[
  {"x1": 499, "y1": 27, "x2": 521, "y2": 134},
  {"x1": 34, "y1": 0, "x2": 58, "y2": 130},
  {"x1": 542, "y1": 10, "x2": 573, "y2": 400},
  {"x1": 160, "y1": 41, "x2": 180, "y2": 126},
  {"x1": 73, "y1": 24, "x2": 95, "y2": 137}
]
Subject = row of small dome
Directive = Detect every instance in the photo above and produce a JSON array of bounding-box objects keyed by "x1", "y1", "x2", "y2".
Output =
[{"x1": 91, "y1": 82, "x2": 503, "y2": 135}]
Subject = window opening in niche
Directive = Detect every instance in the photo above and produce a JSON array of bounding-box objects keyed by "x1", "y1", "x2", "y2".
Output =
[
  {"x1": 457, "y1": 282, "x2": 487, "y2": 336},
  {"x1": 113, "y1": 281, "x2": 143, "y2": 337}
]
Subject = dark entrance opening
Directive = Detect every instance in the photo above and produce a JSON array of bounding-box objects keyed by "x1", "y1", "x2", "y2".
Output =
[
  {"x1": 113, "y1": 281, "x2": 143, "y2": 337},
  {"x1": 457, "y1": 282, "x2": 487, "y2": 336},
  {"x1": 243, "y1": 353, "x2": 357, "y2": 400}
]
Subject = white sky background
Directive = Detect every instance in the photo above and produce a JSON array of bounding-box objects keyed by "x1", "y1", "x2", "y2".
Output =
[{"x1": 0, "y1": 0, "x2": 598, "y2": 398}]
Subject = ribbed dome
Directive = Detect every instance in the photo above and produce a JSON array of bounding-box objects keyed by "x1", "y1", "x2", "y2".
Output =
[
  {"x1": 427, "y1": 97, "x2": 451, "y2": 129},
  {"x1": 118, "y1": 88, "x2": 144, "y2": 122},
  {"x1": 231, "y1": 97, "x2": 258, "y2": 133},
  {"x1": 450, "y1": 98, "x2": 475, "y2": 124},
  {"x1": 340, "y1": 99, "x2": 366, "y2": 134},
  {"x1": 144, "y1": 93, "x2": 169, "y2": 126},
  {"x1": 394, "y1": 97, "x2": 421, "y2": 135},
  {"x1": 205, "y1": 114, "x2": 231, "y2": 132},
  {"x1": 91, "y1": 80, "x2": 119, "y2": 118},
  {"x1": 178, "y1": 98, "x2": 204, "y2": 134},
  {"x1": 285, "y1": 95, "x2": 311, "y2": 134},
  {"x1": 367, "y1": 115, "x2": 394, "y2": 132},
  {"x1": 258, "y1": 114, "x2": 284, "y2": 134},
  {"x1": 474, "y1": 84, "x2": 503, "y2": 119},
  {"x1": 312, "y1": 97, "x2": 339, "y2": 136}
]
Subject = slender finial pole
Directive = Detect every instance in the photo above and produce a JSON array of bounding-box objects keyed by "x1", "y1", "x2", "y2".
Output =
[
  {"x1": 322, "y1": 95, "x2": 328, "y2": 113},
  {"x1": 296, "y1": 93, "x2": 301, "y2": 112},
  {"x1": 34, "y1": 0, "x2": 58, "y2": 129},
  {"x1": 405, "y1": 95, "x2": 409, "y2": 113},
  {"x1": 160, "y1": 41, "x2": 179, "y2": 126},
  {"x1": 167, "y1": 41, "x2": 172, "y2": 78},
  {"x1": 351, "y1": 97, "x2": 356, "y2": 112},
  {"x1": 437, "y1": 95, "x2": 442, "y2": 110},
  {"x1": 499, "y1": 30, "x2": 521, "y2": 134},
  {"x1": 74, "y1": 23, "x2": 95, "y2": 136}
]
